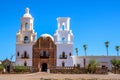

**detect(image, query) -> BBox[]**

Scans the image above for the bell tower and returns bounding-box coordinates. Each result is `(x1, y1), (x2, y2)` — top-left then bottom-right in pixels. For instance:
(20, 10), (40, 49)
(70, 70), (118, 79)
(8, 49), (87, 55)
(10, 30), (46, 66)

(54, 17), (74, 67)
(20, 8), (34, 32)
(15, 8), (37, 67)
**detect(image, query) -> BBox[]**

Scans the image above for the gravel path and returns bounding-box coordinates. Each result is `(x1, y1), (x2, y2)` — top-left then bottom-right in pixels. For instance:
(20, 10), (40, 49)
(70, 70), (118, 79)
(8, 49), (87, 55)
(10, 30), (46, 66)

(0, 72), (120, 80)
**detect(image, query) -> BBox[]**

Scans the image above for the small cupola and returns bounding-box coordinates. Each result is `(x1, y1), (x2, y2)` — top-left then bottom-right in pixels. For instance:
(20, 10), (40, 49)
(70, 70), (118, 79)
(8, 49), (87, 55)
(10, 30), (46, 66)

(22, 8), (32, 18)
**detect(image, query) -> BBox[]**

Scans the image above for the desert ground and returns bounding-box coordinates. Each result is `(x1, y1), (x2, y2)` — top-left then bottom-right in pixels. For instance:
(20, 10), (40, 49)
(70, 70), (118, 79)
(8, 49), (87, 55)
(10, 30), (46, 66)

(0, 72), (120, 80)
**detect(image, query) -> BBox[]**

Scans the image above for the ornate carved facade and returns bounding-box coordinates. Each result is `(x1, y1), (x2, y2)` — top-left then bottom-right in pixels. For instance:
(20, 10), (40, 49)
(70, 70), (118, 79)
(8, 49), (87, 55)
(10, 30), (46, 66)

(33, 34), (56, 71)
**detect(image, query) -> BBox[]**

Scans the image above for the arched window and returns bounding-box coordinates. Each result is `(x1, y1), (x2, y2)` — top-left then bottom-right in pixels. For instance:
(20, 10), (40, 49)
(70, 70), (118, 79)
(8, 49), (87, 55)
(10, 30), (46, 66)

(69, 52), (72, 56)
(17, 52), (19, 56)
(24, 51), (27, 58)
(25, 23), (29, 30)
(62, 37), (65, 43)
(77, 64), (80, 68)
(24, 61), (27, 66)
(62, 52), (65, 58)
(61, 23), (65, 30)
(62, 25), (64, 30)
(40, 51), (49, 58)
(24, 36), (29, 43)
(43, 51), (46, 57)
(62, 61), (65, 67)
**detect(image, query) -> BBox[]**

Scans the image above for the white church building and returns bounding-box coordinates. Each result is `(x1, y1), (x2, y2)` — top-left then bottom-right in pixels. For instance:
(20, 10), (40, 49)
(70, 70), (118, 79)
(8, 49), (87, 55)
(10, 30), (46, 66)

(15, 8), (120, 71)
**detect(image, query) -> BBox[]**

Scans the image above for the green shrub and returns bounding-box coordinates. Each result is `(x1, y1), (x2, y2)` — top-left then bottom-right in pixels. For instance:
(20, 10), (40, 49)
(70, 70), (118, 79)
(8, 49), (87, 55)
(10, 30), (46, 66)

(14, 66), (29, 73)
(0, 64), (4, 72)
(73, 67), (79, 74)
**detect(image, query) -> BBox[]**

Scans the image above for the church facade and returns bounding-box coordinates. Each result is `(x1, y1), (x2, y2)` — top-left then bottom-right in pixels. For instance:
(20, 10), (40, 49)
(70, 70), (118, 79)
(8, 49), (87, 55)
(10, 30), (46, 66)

(15, 8), (73, 71)
(32, 34), (56, 71)
(15, 8), (120, 71)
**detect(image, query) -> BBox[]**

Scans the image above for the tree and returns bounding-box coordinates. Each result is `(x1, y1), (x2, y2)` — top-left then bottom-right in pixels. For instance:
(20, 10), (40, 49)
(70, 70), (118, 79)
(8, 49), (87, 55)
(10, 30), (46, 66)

(115, 46), (119, 56)
(0, 64), (4, 72)
(116, 60), (120, 68)
(75, 48), (78, 56)
(111, 59), (120, 73)
(88, 59), (99, 73)
(105, 41), (109, 56)
(83, 44), (87, 56)
(111, 59), (116, 67)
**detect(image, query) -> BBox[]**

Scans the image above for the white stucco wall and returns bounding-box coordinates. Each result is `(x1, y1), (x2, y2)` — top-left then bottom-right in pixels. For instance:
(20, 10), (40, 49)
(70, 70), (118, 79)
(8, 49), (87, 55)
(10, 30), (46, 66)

(72, 56), (120, 70)
(56, 44), (73, 66)
(15, 59), (32, 66)
(16, 44), (33, 66)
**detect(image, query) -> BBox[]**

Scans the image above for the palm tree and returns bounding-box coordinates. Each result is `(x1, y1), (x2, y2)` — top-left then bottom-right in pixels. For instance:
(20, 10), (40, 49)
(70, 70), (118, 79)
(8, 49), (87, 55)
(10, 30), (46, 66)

(105, 41), (109, 56)
(75, 48), (78, 56)
(115, 46), (119, 56)
(83, 44), (87, 56)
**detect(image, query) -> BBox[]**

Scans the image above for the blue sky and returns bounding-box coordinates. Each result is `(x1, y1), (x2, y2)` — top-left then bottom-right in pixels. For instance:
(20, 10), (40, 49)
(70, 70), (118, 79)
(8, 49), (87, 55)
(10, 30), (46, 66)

(0, 0), (120, 61)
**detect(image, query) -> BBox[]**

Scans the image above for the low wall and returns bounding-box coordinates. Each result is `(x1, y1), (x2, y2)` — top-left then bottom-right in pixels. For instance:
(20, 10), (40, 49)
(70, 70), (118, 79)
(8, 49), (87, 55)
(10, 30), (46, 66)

(50, 67), (108, 74)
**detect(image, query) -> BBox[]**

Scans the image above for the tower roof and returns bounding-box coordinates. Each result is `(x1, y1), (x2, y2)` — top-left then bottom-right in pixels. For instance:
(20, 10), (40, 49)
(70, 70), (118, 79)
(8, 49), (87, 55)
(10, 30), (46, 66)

(22, 8), (32, 18)
(41, 33), (54, 41)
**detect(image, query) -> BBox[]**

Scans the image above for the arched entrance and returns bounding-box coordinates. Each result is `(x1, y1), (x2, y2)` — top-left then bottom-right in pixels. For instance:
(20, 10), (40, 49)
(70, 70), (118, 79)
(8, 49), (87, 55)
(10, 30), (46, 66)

(41, 63), (47, 72)
(6, 65), (10, 73)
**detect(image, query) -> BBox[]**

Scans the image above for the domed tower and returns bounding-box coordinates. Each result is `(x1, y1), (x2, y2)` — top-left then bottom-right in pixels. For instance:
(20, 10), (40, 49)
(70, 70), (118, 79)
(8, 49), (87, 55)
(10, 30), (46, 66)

(15, 8), (37, 67)
(54, 17), (74, 67)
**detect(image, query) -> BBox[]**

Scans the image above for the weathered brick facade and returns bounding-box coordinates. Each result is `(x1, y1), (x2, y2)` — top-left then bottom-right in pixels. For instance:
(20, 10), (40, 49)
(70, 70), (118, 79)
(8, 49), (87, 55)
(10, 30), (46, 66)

(33, 36), (56, 71)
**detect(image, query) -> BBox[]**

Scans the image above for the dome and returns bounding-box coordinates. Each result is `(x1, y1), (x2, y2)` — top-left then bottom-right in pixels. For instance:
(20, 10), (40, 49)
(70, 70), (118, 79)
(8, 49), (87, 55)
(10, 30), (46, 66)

(41, 33), (54, 41)
(22, 8), (32, 18)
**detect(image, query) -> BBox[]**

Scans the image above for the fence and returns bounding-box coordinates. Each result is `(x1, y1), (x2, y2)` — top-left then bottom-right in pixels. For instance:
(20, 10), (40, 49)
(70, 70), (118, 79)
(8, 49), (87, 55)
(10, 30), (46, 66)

(50, 66), (87, 74)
